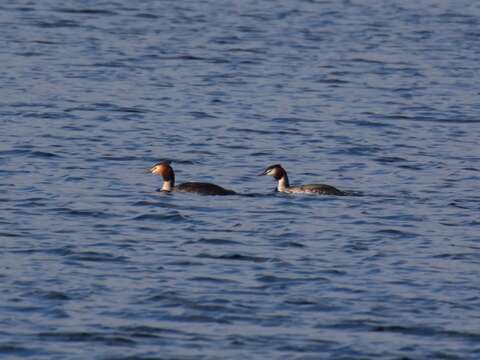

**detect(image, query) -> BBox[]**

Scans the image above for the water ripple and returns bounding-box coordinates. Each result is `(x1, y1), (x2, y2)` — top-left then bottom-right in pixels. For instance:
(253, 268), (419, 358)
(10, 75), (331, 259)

(1, 0), (479, 359)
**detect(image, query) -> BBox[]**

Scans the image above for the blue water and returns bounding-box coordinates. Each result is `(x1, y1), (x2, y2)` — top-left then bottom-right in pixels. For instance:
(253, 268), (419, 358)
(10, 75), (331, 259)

(1, 1), (480, 359)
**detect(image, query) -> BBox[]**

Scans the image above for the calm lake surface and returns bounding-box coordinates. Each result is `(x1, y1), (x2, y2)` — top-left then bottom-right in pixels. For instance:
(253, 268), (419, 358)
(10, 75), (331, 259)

(1, 1), (480, 359)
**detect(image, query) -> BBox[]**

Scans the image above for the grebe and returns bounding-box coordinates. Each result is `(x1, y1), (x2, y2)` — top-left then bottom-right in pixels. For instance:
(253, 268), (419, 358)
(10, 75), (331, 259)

(259, 164), (345, 195)
(147, 162), (236, 195)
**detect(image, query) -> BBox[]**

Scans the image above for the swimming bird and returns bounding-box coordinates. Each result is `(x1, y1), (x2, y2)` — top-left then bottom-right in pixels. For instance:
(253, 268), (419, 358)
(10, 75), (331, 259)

(147, 161), (236, 195)
(259, 164), (345, 195)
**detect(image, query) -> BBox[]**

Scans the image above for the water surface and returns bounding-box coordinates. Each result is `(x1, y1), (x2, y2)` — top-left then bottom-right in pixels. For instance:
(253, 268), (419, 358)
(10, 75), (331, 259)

(1, 1), (480, 359)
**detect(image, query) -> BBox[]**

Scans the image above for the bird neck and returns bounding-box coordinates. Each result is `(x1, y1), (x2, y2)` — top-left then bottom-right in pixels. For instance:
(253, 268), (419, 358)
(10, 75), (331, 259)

(162, 179), (174, 191)
(277, 174), (290, 192)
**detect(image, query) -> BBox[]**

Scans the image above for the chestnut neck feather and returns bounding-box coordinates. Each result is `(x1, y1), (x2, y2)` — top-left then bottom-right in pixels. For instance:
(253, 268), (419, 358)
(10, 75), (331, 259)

(161, 165), (175, 191)
(276, 168), (289, 191)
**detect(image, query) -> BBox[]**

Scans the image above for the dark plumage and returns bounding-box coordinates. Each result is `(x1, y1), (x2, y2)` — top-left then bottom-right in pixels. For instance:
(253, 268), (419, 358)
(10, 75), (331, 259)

(175, 182), (236, 195)
(259, 164), (345, 196)
(147, 162), (236, 196)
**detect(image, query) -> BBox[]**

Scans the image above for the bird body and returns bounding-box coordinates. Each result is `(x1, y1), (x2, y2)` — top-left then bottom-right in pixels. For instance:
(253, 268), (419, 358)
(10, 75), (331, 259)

(260, 164), (345, 196)
(148, 162), (236, 196)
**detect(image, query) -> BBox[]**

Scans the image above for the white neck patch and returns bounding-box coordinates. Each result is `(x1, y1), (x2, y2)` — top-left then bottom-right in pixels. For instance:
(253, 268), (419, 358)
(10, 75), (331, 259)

(162, 180), (173, 191)
(277, 176), (289, 192)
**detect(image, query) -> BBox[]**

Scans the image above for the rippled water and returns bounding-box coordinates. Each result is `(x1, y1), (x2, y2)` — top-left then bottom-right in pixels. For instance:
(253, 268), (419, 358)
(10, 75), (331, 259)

(1, 1), (480, 359)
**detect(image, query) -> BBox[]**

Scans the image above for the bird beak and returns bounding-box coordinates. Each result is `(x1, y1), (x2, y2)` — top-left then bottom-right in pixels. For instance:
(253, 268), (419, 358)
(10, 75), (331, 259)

(258, 170), (267, 176)
(145, 167), (154, 174)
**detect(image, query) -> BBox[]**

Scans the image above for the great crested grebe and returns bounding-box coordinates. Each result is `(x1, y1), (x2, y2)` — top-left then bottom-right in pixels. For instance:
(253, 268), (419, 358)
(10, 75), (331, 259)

(259, 164), (345, 195)
(147, 162), (236, 195)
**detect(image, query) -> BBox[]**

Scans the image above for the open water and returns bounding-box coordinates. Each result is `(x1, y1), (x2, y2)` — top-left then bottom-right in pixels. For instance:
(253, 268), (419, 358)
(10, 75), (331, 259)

(1, 1), (480, 359)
